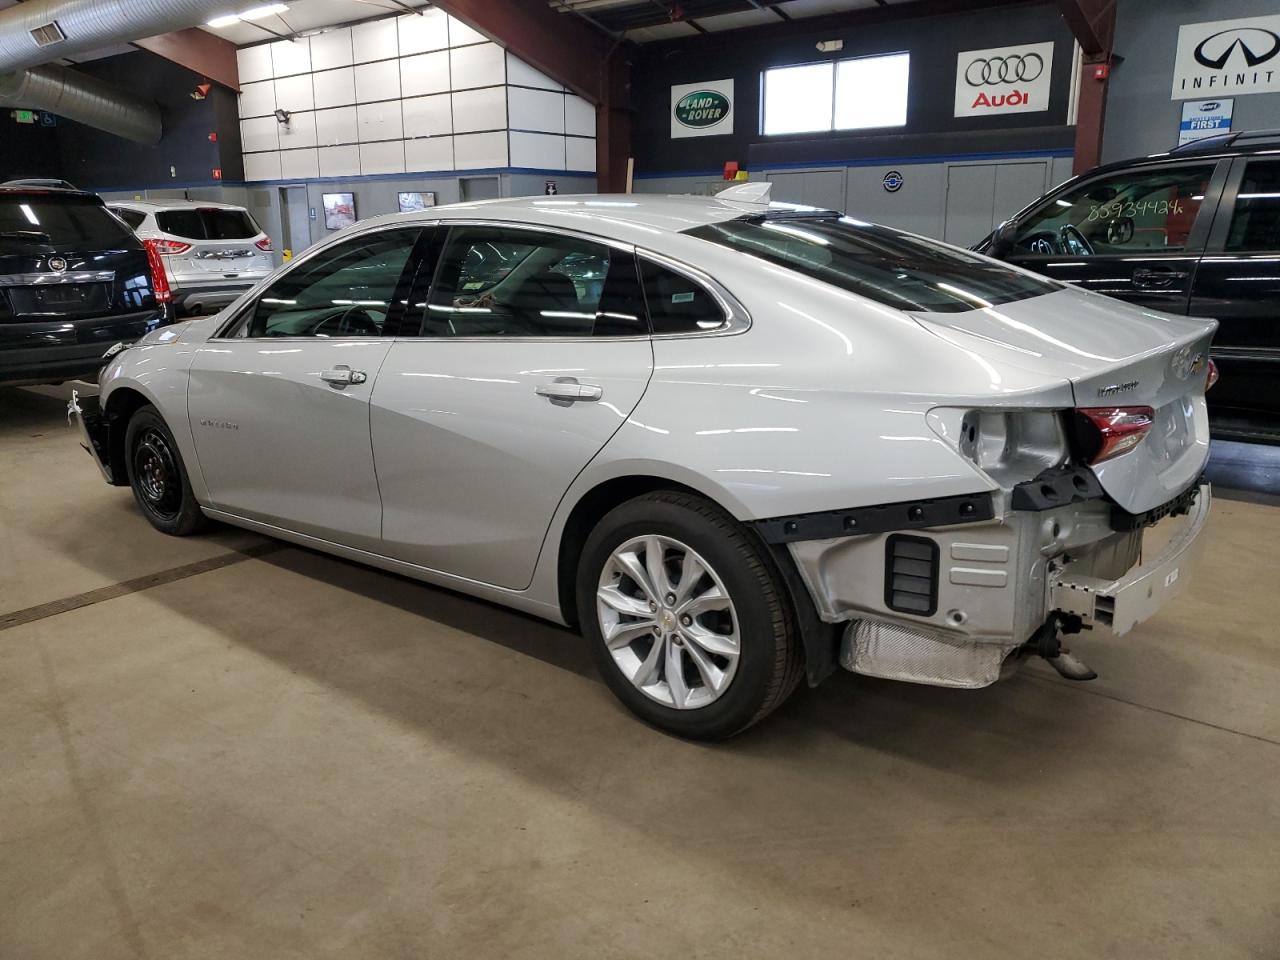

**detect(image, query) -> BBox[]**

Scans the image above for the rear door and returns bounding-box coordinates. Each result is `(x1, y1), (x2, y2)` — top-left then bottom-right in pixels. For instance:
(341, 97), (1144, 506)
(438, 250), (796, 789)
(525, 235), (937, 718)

(155, 207), (271, 285)
(187, 226), (424, 549)
(1189, 156), (1280, 438)
(1001, 160), (1227, 313)
(372, 223), (653, 590)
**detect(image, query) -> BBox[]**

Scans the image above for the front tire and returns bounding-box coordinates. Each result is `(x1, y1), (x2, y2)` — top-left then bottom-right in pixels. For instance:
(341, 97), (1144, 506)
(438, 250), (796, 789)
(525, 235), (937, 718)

(577, 491), (803, 739)
(124, 405), (208, 536)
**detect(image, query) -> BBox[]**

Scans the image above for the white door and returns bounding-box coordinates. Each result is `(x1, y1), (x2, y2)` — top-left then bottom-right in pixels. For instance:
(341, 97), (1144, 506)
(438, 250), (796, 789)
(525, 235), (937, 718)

(372, 224), (654, 590)
(187, 227), (423, 549)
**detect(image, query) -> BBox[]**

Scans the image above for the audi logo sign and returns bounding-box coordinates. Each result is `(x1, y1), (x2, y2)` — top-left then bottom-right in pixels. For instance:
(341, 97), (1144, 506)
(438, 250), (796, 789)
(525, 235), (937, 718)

(1172, 14), (1280, 100)
(954, 41), (1055, 118)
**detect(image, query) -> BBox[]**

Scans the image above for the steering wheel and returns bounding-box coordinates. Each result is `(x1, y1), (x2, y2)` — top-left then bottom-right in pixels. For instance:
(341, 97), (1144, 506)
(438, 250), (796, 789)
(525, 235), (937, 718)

(306, 305), (381, 337)
(1059, 224), (1094, 257)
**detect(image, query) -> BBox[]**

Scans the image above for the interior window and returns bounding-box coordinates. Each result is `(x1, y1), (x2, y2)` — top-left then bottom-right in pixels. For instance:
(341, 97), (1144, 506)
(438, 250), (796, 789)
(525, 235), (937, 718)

(1013, 165), (1215, 256)
(422, 227), (645, 337)
(1226, 161), (1280, 252)
(241, 228), (419, 338)
(639, 259), (728, 334)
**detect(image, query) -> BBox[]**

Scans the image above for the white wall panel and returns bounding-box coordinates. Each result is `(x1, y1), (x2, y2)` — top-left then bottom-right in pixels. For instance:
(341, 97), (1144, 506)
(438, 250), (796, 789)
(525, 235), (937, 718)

(506, 53), (562, 92)
(406, 136), (454, 172)
(450, 43), (504, 89)
(241, 115), (279, 153)
(565, 136), (596, 173)
(270, 38), (312, 78)
(360, 140), (406, 175)
(238, 80), (275, 119)
(398, 9), (449, 55)
(400, 50), (450, 98)
(402, 94), (452, 138)
(278, 111), (318, 149)
(357, 101), (404, 142)
(448, 16), (486, 47)
(454, 131), (507, 169)
(451, 87), (506, 133)
(355, 59), (401, 103)
(312, 67), (355, 109)
(509, 131), (565, 170)
(237, 45), (273, 84)
(273, 74), (315, 113)
(565, 95), (595, 137)
(309, 28), (353, 71)
(318, 145), (361, 177)
(244, 151), (282, 182)
(352, 18), (398, 64)
(507, 86), (563, 134)
(314, 106), (358, 146)
(280, 148), (320, 180)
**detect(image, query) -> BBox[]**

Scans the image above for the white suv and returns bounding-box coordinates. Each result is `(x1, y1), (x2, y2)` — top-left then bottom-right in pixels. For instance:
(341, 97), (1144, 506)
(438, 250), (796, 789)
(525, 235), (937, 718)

(109, 200), (274, 317)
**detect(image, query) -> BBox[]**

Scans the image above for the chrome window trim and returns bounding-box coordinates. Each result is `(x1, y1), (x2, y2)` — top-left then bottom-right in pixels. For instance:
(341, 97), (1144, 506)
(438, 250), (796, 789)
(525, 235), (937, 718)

(635, 248), (751, 339)
(0, 270), (116, 285)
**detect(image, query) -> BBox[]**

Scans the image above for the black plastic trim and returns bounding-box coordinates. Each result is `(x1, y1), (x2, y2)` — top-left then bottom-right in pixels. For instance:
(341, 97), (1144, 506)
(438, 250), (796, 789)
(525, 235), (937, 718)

(884, 534), (940, 618)
(753, 491), (995, 544)
(1010, 464), (1105, 511)
(1110, 479), (1203, 531)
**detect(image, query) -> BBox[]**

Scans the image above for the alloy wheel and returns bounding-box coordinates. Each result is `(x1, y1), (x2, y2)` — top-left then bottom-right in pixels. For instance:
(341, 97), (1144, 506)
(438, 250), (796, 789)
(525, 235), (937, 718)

(596, 535), (740, 710)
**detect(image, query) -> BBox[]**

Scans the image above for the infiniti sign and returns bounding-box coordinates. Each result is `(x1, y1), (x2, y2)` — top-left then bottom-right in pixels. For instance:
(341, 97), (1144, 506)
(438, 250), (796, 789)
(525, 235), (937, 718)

(1173, 14), (1280, 99)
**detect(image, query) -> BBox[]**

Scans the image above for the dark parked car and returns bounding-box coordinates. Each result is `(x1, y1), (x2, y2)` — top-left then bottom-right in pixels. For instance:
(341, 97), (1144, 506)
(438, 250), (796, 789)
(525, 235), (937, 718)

(0, 185), (166, 387)
(978, 130), (1280, 444)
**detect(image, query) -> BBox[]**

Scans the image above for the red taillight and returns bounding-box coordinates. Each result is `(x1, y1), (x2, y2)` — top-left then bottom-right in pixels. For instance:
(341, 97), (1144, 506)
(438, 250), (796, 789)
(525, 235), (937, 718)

(142, 238), (173, 304)
(1076, 406), (1154, 464)
(1206, 358), (1219, 391)
(147, 238), (192, 255)
(255, 236), (272, 251)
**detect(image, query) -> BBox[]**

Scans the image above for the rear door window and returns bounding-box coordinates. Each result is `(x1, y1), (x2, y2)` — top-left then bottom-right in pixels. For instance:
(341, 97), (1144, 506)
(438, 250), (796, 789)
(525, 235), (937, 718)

(0, 194), (136, 251)
(1225, 160), (1280, 252)
(156, 208), (260, 240)
(1013, 165), (1216, 256)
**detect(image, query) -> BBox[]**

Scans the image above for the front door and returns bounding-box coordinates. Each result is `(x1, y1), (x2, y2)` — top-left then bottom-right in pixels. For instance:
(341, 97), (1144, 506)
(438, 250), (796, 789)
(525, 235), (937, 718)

(187, 226), (423, 549)
(372, 224), (654, 590)
(1003, 160), (1225, 313)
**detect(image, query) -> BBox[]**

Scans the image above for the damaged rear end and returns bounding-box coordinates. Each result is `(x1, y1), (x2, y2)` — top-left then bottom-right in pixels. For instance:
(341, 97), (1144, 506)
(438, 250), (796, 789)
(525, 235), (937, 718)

(786, 289), (1217, 688)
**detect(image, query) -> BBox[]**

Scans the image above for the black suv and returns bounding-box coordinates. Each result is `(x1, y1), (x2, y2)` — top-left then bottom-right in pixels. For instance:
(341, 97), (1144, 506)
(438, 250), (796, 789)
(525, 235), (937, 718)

(0, 185), (165, 387)
(978, 130), (1280, 444)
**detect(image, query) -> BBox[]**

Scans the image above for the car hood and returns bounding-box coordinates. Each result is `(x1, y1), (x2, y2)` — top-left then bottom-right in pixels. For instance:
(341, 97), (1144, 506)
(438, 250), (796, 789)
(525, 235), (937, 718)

(137, 312), (223, 346)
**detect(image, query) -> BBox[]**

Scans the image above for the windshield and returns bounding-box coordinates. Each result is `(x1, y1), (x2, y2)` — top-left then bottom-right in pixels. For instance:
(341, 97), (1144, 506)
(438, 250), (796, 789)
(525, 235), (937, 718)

(685, 216), (1060, 313)
(156, 208), (260, 240)
(0, 193), (137, 252)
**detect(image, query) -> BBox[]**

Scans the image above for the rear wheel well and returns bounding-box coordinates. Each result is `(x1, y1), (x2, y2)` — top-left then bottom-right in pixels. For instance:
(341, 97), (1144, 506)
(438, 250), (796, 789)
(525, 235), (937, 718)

(102, 388), (151, 485)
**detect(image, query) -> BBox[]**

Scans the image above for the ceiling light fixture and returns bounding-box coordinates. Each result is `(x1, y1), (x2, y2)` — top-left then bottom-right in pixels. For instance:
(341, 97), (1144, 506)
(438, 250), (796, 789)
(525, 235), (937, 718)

(206, 3), (288, 28)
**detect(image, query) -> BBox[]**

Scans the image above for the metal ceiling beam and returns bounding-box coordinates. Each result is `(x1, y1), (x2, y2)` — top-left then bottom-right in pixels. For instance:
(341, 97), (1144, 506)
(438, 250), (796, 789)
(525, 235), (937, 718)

(429, 0), (633, 192)
(1054, 0), (1114, 57)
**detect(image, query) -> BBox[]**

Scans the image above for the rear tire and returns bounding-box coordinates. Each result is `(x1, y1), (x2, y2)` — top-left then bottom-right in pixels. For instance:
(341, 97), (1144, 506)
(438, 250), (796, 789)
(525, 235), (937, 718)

(577, 490), (803, 740)
(124, 405), (208, 536)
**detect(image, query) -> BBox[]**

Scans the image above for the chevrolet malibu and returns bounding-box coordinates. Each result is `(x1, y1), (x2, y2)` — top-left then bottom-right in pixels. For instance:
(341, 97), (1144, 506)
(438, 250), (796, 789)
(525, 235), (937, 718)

(71, 185), (1216, 739)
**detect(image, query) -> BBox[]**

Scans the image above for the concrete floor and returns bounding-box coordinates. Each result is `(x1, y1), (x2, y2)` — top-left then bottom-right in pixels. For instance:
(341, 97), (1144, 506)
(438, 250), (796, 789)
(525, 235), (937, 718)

(2, 382), (1278, 960)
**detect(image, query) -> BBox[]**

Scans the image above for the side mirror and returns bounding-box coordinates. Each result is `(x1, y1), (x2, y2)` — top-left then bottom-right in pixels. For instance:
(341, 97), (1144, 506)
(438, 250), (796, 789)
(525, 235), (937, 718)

(988, 219), (1019, 258)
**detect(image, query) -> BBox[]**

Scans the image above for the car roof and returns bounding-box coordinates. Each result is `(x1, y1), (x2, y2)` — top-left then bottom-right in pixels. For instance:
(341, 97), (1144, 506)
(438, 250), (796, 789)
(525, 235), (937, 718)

(1083, 129), (1280, 180)
(109, 199), (248, 212)
(360, 193), (826, 246)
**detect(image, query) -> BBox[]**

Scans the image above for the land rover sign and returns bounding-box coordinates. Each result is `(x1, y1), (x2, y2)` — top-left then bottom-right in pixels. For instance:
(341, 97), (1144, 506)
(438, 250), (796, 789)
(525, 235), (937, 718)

(671, 79), (734, 138)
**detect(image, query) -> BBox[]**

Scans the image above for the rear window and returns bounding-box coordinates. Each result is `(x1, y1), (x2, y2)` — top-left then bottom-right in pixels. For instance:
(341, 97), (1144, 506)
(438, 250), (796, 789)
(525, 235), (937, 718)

(156, 208), (260, 240)
(0, 193), (137, 251)
(685, 216), (1060, 313)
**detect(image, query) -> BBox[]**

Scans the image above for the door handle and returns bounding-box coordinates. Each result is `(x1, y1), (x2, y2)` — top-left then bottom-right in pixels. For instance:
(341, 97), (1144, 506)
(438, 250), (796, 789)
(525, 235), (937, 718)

(319, 365), (367, 387)
(1132, 266), (1189, 289)
(535, 378), (602, 405)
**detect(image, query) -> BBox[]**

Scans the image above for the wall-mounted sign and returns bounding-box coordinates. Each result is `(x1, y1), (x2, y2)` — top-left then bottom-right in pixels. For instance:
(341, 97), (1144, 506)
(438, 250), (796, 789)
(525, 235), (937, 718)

(544, 180), (558, 195)
(1172, 14), (1280, 99)
(398, 191), (436, 212)
(1178, 98), (1234, 145)
(12, 109), (34, 124)
(882, 170), (904, 193)
(671, 79), (734, 139)
(954, 41), (1055, 117)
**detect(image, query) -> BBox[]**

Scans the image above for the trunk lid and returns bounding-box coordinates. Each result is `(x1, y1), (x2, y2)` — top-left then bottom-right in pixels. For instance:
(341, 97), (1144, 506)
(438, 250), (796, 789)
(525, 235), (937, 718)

(153, 207), (271, 284)
(912, 287), (1217, 513)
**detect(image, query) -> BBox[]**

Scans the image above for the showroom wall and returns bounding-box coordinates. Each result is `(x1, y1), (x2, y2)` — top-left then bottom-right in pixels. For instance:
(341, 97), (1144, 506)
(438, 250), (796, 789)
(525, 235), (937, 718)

(628, 0), (1078, 243)
(234, 9), (597, 183)
(1103, 0), (1280, 163)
